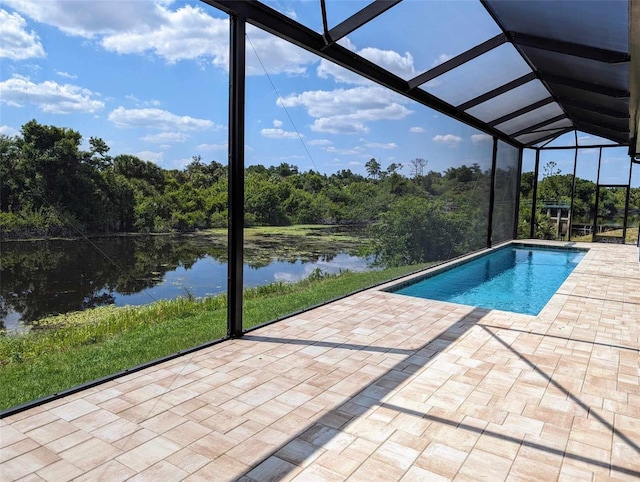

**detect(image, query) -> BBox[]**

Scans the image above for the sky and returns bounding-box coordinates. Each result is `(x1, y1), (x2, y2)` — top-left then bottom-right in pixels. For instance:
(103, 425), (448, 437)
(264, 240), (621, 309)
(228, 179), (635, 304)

(0, 0), (632, 179)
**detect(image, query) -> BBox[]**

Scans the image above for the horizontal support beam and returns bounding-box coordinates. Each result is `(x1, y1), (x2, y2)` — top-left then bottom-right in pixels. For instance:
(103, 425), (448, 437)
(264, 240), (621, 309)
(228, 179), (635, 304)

(488, 97), (554, 126)
(542, 73), (630, 98)
(509, 31), (630, 64)
(573, 123), (629, 144)
(408, 34), (506, 89)
(457, 72), (537, 111)
(510, 114), (568, 138)
(520, 127), (573, 146)
(573, 116), (630, 134)
(327, 0), (401, 44)
(558, 96), (630, 119)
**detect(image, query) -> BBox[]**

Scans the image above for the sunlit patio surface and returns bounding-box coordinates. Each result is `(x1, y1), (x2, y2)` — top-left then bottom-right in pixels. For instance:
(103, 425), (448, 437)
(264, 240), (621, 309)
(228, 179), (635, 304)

(1, 241), (638, 481)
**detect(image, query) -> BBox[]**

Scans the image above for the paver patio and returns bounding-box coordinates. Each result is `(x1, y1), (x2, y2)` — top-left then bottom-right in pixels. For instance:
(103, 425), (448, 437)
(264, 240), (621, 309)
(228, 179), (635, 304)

(1, 241), (639, 481)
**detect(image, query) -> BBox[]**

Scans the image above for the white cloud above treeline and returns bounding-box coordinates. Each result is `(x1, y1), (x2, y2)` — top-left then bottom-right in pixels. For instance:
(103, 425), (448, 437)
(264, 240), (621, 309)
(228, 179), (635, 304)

(108, 107), (217, 131)
(0, 75), (104, 113)
(280, 86), (412, 135)
(433, 134), (462, 147)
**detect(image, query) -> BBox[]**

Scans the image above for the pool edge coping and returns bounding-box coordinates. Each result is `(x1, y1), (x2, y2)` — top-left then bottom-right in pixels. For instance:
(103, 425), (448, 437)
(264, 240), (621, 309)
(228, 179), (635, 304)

(374, 240), (591, 299)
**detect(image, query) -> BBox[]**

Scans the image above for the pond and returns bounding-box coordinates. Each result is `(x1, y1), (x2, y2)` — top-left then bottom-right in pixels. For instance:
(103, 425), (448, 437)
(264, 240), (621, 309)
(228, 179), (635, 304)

(0, 229), (372, 331)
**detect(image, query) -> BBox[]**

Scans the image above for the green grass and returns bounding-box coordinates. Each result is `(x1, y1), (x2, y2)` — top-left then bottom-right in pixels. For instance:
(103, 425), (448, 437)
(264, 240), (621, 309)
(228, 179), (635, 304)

(571, 228), (639, 244)
(0, 263), (425, 411)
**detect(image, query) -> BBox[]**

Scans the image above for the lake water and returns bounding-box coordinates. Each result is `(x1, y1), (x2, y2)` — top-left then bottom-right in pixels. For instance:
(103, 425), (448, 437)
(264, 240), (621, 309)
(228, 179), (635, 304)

(1, 232), (370, 331)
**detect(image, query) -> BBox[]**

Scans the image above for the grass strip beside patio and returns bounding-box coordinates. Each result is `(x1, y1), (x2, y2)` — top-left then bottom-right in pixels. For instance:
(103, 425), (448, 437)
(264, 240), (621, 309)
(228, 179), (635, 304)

(0, 264), (424, 411)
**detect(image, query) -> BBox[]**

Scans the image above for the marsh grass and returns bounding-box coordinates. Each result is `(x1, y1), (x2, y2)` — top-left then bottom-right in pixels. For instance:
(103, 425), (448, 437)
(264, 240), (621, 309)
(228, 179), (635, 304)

(0, 263), (425, 410)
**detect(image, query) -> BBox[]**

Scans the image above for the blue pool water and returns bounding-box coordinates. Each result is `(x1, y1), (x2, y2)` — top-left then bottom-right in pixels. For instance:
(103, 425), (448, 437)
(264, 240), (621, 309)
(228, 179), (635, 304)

(391, 246), (586, 315)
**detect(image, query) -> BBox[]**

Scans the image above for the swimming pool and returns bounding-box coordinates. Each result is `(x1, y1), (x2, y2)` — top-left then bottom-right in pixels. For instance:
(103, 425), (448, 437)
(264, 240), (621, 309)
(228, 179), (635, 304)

(389, 245), (586, 315)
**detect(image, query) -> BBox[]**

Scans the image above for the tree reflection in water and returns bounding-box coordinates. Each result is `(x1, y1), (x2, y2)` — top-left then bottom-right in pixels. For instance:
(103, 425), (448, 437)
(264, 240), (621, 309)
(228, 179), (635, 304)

(1, 231), (364, 329)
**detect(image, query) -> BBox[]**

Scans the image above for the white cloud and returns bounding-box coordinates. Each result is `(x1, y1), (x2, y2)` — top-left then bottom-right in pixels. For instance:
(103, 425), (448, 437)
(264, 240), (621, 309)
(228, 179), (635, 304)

(471, 133), (492, 143)
(1, 0), (170, 37)
(0, 9), (45, 60)
(0, 75), (104, 113)
(260, 128), (299, 139)
(133, 150), (163, 162)
(410, 126), (425, 133)
(108, 106), (216, 131)
(308, 139), (333, 146)
(4, 1), (316, 74)
(140, 132), (189, 143)
(0, 125), (20, 136)
(431, 53), (453, 68)
(101, 4), (228, 65)
(318, 42), (416, 84)
(280, 86), (412, 134)
(245, 27), (316, 75)
(326, 145), (366, 156)
(433, 134), (462, 147)
(317, 61), (373, 86)
(126, 94), (161, 107)
(359, 47), (416, 78)
(272, 119), (283, 127)
(197, 142), (227, 151)
(364, 142), (398, 149)
(56, 71), (77, 79)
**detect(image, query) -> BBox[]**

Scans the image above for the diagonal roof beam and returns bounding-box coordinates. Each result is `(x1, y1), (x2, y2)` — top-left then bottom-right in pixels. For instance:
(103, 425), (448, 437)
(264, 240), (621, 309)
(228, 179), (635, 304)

(326, 0), (402, 44)
(408, 34), (507, 89)
(573, 116), (630, 134)
(542, 73), (630, 98)
(560, 97), (630, 119)
(519, 127), (573, 146)
(509, 114), (568, 138)
(574, 123), (629, 144)
(457, 72), (536, 111)
(202, 0), (520, 146)
(509, 32), (630, 64)
(487, 97), (554, 127)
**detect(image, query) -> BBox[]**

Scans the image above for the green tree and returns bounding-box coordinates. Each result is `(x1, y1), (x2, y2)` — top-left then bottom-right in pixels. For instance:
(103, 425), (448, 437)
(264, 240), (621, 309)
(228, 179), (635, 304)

(369, 196), (464, 266)
(365, 158), (381, 179)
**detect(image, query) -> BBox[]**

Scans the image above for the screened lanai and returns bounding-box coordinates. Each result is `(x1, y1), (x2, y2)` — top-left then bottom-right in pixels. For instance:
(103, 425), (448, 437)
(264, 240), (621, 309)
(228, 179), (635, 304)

(2, 1), (640, 480)
(203, 0), (639, 334)
(1, 0), (638, 412)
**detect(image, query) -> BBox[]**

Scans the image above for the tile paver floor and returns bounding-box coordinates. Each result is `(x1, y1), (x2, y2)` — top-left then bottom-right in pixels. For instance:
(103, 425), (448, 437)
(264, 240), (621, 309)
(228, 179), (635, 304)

(1, 241), (639, 481)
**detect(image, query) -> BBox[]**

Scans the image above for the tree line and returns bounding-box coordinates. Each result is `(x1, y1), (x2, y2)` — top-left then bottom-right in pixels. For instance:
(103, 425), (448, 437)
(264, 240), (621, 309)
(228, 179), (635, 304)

(518, 161), (640, 239)
(2, 121), (514, 265)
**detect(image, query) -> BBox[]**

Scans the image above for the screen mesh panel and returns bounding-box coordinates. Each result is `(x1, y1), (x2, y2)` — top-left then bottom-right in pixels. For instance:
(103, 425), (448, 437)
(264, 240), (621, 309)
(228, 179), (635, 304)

(424, 44), (532, 106)
(466, 80), (551, 123)
(494, 103), (566, 135)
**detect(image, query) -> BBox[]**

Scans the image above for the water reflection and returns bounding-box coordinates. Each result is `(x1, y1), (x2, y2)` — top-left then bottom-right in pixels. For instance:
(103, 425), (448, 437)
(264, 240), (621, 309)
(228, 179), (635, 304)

(1, 233), (368, 330)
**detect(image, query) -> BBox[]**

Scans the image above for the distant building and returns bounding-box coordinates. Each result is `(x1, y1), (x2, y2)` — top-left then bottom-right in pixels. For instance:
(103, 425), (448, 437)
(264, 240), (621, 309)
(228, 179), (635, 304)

(540, 201), (571, 239)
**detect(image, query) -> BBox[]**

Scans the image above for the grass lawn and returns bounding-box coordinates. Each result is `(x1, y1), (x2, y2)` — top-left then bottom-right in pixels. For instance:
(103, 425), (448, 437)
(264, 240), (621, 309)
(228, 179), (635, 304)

(0, 264), (425, 411)
(570, 227), (639, 244)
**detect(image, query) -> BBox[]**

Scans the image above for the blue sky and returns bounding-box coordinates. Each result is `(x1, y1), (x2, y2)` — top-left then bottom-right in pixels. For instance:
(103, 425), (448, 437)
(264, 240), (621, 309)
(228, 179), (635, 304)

(0, 0), (629, 179)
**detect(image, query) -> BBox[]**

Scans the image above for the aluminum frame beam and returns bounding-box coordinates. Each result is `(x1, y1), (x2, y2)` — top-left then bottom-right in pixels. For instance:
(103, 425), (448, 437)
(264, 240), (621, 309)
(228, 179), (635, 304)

(487, 97), (555, 127)
(408, 34), (507, 89)
(521, 127), (573, 147)
(227, 15), (246, 338)
(457, 73), (537, 111)
(326, 0), (401, 44)
(201, 0), (519, 146)
(509, 31), (630, 64)
(558, 97), (630, 119)
(543, 73), (630, 98)
(510, 114), (568, 138)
